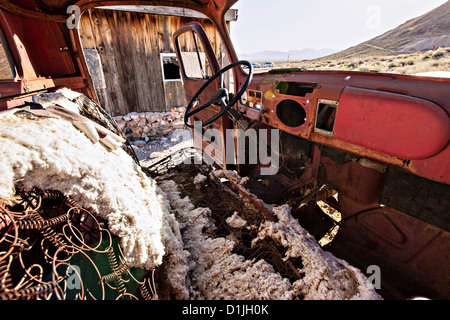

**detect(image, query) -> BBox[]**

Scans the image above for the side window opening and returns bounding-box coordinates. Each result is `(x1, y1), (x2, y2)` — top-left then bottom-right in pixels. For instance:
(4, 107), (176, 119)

(161, 53), (181, 81)
(176, 30), (212, 80)
(0, 30), (15, 80)
(315, 99), (338, 135)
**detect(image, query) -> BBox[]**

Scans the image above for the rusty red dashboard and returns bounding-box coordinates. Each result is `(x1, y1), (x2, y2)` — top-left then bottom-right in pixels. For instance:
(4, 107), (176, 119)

(241, 70), (450, 185)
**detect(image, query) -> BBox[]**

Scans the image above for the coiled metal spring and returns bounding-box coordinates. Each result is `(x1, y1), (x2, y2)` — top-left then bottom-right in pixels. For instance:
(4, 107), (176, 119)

(102, 246), (127, 294)
(139, 272), (158, 300)
(0, 282), (55, 300)
(1, 187), (146, 300)
(0, 258), (13, 293)
(16, 212), (69, 230)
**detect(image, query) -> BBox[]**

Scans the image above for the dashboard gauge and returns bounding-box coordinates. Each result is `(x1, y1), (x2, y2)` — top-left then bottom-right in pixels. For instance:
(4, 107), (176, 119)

(240, 89), (263, 110)
(240, 91), (248, 105)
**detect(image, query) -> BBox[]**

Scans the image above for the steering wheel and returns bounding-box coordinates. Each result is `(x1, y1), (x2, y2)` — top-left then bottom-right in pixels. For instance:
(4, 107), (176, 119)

(184, 60), (253, 128)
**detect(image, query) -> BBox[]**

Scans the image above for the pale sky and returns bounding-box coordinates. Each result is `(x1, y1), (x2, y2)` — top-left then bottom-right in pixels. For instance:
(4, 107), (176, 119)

(230, 0), (448, 54)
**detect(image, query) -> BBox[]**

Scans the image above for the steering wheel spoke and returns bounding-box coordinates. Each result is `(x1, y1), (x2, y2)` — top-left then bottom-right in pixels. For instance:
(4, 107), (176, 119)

(186, 100), (213, 118)
(184, 60), (253, 128)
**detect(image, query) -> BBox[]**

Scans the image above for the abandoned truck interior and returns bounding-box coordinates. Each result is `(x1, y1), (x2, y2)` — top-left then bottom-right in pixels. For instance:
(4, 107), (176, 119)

(0, 0), (449, 301)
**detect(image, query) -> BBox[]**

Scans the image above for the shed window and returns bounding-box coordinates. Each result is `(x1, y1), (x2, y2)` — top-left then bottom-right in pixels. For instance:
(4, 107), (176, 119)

(161, 53), (181, 81)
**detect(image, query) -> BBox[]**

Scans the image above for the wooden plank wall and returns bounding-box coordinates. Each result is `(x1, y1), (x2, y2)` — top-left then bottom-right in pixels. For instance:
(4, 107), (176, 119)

(79, 8), (229, 115)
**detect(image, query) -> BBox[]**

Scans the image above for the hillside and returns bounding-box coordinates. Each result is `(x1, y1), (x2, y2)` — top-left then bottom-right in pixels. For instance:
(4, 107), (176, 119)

(275, 47), (450, 77)
(319, 1), (450, 61)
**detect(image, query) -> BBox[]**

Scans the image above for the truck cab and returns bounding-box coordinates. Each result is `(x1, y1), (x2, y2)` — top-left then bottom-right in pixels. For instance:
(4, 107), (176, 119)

(0, 0), (449, 300)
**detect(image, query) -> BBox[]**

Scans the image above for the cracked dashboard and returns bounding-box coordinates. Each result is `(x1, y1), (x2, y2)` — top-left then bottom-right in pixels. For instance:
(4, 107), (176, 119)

(237, 80), (317, 139)
(233, 70), (450, 185)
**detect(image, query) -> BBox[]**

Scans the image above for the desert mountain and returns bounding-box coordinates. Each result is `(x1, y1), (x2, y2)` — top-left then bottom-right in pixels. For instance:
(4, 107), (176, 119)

(321, 1), (450, 60)
(238, 48), (341, 63)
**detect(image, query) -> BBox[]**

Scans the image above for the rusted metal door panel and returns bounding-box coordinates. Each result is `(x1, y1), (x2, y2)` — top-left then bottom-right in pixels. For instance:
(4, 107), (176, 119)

(327, 206), (450, 300)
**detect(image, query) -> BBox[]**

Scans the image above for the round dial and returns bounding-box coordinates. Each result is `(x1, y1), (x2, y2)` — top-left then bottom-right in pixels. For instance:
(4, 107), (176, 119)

(240, 91), (248, 106)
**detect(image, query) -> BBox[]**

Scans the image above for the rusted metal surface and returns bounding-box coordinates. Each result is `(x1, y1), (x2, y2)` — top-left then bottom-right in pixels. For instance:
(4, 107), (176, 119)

(0, 188), (156, 300)
(316, 152), (450, 299)
(334, 87), (450, 160)
(327, 206), (450, 300)
(247, 71), (450, 184)
(0, 76), (85, 109)
(0, 7), (88, 102)
(0, 1), (66, 22)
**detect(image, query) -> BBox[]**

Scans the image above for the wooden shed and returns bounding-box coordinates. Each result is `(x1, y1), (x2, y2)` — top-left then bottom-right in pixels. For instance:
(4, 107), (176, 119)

(79, 6), (237, 116)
